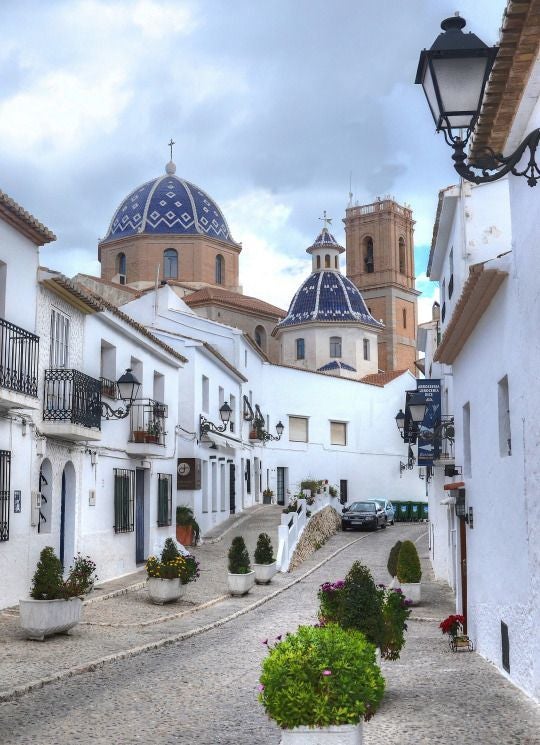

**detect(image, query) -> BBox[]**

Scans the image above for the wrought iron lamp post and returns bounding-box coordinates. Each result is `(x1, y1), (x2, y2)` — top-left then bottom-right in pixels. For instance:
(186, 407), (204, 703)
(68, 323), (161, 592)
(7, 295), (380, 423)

(199, 402), (233, 439)
(101, 368), (141, 420)
(257, 420), (285, 442)
(416, 15), (540, 186)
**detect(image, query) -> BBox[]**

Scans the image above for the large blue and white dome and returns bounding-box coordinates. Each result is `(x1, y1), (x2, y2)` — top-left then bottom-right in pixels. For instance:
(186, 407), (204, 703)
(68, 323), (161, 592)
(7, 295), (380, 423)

(277, 270), (383, 329)
(101, 162), (238, 246)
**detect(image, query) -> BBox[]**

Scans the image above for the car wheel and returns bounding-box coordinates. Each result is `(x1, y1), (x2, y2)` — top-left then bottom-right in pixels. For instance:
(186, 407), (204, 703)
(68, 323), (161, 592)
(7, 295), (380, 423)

(341, 522), (348, 531)
(380, 519), (387, 529)
(391, 519), (395, 526)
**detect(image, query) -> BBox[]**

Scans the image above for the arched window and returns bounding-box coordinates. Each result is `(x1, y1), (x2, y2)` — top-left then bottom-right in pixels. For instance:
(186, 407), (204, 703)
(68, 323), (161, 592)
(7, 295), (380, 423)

(363, 237), (374, 273)
(330, 336), (342, 358)
(254, 325), (267, 351)
(402, 308), (407, 328)
(296, 338), (305, 360)
(316, 256), (321, 269)
(399, 238), (406, 274)
(116, 252), (126, 277)
(215, 254), (224, 285)
(163, 248), (178, 279)
(325, 254), (331, 268)
(334, 256), (338, 269)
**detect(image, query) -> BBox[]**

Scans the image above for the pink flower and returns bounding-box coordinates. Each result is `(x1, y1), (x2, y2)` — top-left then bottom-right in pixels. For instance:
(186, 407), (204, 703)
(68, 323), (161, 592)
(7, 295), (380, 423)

(262, 639), (268, 646)
(257, 684), (265, 692)
(322, 669), (332, 676)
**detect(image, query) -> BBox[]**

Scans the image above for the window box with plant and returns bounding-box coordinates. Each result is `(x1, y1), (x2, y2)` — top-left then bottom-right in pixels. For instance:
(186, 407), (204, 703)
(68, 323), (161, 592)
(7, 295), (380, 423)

(19, 547), (97, 641)
(145, 537), (200, 605)
(259, 623), (385, 743)
(396, 540), (422, 604)
(176, 505), (200, 547)
(227, 536), (254, 595)
(253, 532), (277, 584)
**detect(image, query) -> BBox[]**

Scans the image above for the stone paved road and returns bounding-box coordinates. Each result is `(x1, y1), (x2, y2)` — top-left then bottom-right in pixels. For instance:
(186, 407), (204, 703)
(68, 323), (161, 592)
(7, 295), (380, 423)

(2, 521), (540, 744)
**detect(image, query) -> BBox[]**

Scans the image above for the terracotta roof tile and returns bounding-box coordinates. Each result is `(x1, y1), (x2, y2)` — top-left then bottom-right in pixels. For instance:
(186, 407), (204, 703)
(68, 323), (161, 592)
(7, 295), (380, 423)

(359, 370), (409, 387)
(0, 189), (56, 245)
(183, 286), (286, 318)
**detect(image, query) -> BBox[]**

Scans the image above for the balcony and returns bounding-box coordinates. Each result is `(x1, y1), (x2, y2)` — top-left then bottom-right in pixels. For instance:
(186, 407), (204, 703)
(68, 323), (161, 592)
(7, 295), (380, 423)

(42, 369), (102, 441)
(0, 317), (40, 410)
(126, 399), (168, 457)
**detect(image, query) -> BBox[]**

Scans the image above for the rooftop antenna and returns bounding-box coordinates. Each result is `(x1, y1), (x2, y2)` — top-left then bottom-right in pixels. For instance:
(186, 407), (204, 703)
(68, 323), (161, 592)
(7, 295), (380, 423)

(154, 263), (160, 320)
(348, 171), (354, 207)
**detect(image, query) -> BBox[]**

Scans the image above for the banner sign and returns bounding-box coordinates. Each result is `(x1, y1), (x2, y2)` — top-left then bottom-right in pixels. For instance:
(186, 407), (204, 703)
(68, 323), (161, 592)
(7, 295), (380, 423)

(417, 379), (441, 466)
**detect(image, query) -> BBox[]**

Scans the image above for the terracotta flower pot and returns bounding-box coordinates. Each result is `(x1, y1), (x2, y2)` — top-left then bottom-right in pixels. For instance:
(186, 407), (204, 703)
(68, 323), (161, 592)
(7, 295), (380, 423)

(176, 524), (194, 547)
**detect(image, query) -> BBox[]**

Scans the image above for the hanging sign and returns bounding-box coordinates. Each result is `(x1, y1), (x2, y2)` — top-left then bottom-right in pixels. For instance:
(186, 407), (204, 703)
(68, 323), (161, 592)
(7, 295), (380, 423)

(417, 379), (441, 466)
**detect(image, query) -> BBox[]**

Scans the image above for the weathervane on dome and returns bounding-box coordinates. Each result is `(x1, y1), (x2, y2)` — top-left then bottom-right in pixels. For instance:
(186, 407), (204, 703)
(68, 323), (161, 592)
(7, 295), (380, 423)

(319, 210), (332, 230)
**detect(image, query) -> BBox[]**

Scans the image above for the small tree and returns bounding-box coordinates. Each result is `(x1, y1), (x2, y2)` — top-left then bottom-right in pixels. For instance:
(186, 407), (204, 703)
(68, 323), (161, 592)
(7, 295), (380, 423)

(228, 536), (251, 574)
(254, 533), (274, 565)
(161, 537), (180, 563)
(387, 540), (402, 579)
(340, 561), (385, 649)
(30, 547), (65, 600)
(397, 540), (422, 583)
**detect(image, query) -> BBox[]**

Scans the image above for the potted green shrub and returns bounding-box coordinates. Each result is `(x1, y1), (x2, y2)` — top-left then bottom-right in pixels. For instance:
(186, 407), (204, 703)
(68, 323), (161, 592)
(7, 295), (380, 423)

(253, 532), (277, 584)
(227, 536), (254, 595)
(387, 540), (402, 588)
(176, 505), (200, 547)
(146, 537), (199, 604)
(396, 540), (422, 604)
(19, 547), (97, 641)
(259, 623), (385, 743)
(262, 488), (274, 505)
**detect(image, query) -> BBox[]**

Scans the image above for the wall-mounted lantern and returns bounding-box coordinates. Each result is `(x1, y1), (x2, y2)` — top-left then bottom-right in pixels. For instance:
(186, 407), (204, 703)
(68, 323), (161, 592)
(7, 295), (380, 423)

(200, 402), (232, 439)
(101, 368), (141, 420)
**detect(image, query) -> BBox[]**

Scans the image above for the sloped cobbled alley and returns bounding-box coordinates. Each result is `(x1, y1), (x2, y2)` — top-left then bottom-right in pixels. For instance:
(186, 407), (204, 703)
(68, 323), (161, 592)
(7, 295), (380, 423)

(2, 512), (539, 744)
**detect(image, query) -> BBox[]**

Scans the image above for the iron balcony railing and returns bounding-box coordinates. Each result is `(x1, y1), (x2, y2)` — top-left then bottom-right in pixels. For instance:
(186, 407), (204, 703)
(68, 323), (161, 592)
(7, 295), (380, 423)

(43, 369), (102, 429)
(129, 398), (167, 446)
(0, 317), (39, 397)
(100, 376), (118, 399)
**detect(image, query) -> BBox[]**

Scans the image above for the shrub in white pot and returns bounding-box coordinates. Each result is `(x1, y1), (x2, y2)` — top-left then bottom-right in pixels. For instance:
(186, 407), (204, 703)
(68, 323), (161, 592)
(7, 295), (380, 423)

(396, 540), (422, 604)
(386, 540), (402, 589)
(146, 537), (200, 605)
(227, 536), (255, 595)
(259, 623), (385, 744)
(254, 532), (277, 584)
(19, 547), (97, 641)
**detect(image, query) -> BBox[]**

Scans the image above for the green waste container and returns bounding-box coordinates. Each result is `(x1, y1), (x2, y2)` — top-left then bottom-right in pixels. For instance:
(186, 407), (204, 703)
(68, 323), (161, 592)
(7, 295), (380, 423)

(421, 503), (429, 520)
(409, 502), (421, 522)
(396, 502), (410, 522)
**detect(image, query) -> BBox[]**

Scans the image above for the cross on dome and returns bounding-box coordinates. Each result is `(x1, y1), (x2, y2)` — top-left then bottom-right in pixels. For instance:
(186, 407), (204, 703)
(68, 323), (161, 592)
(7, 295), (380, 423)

(319, 210), (332, 230)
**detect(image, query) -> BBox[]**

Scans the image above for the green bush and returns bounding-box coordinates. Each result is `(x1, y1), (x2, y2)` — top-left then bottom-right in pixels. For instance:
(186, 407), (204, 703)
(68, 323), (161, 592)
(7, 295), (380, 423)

(228, 536), (251, 574)
(387, 540), (402, 579)
(30, 547), (65, 600)
(254, 533), (274, 564)
(161, 537), (180, 563)
(259, 624), (385, 728)
(380, 588), (412, 660)
(176, 505), (200, 542)
(30, 547), (97, 600)
(340, 561), (385, 649)
(300, 478), (323, 494)
(397, 540), (422, 583)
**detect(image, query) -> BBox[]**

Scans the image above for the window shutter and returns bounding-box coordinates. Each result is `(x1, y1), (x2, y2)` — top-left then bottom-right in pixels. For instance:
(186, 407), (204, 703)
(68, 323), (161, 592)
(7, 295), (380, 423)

(289, 416), (308, 442)
(330, 421), (347, 445)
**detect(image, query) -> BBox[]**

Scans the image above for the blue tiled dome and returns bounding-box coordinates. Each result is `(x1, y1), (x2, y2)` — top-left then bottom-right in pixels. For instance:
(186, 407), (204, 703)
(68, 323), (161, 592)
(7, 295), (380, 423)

(318, 360), (357, 372)
(277, 271), (383, 329)
(101, 163), (237, 245)
(306, 228), (345, 254)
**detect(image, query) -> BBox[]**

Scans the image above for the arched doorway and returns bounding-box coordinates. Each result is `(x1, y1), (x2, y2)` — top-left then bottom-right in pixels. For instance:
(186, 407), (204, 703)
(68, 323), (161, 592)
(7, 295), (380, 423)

(60, 461), (76, 569)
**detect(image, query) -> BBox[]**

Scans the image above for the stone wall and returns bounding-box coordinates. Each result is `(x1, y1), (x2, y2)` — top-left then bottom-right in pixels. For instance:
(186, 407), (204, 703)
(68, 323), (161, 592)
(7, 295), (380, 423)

(288, 506), (341, 571)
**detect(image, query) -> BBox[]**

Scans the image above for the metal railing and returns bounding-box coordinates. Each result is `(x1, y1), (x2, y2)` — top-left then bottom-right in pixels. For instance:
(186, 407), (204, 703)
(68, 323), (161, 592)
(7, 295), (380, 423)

(129, 398), (168, 446)
(100, 376), (118, 399)
(0, 317), (39, 397)
(43, 369), (101, 429)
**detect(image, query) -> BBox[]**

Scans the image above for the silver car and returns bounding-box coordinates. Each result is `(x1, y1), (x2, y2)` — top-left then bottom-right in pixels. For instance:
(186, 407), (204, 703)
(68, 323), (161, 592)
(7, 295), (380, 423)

(367, 499), (395, 525)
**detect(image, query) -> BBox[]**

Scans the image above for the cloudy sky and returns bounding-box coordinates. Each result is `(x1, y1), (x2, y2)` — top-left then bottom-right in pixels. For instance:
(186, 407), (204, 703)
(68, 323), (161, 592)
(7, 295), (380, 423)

(1, 0), (507, 320)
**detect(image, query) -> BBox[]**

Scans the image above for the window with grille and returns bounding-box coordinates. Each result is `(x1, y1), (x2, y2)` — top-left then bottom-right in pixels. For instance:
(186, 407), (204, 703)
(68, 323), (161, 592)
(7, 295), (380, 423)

(329, 336), (342, 358)
(296, 338), (305, 360)
(50, 309), (70, 368)
(157, 474), (172, 527)
(289, 415), (308, 442)
(113, 468), (134, 533)
(0, 450), (11, 541)
(330, 421), (347, 446)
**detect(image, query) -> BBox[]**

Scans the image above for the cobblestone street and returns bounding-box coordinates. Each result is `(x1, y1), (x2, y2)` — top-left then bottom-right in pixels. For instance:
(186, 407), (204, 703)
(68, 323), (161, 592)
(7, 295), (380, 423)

(2, 509), (539, 744)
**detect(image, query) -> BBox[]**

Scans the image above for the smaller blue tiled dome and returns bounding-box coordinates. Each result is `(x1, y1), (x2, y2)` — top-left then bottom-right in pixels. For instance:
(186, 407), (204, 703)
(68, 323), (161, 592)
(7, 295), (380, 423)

(101, 162), (238, 246)
(318, 360), (357, 372)
(277, 271), (383, 329)
(306, 227), (345, 254)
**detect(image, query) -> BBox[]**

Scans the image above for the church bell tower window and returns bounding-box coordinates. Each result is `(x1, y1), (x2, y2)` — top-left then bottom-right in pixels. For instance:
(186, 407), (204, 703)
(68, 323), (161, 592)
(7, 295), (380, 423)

(325, 254), (331, 268)
(215, 254), (224, 285)
(364, 238), (374, 273)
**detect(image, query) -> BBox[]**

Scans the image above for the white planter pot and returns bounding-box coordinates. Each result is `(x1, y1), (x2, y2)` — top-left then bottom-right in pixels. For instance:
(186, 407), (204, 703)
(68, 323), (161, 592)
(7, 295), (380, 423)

(254, 562), (277, 584)
(400, 582), (421, 604)
(280, 723), (362, 744)
(19, 597), (83, 641)
(147, 577), (186, 605)
(375, 647), (381, 665)
(388, 576), (400, 590)
(228, 571), (255, 596)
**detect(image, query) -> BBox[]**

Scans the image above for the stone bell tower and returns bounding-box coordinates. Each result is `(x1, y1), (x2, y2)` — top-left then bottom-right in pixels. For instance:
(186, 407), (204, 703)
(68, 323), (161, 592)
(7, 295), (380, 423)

(344, 198), (419, 374)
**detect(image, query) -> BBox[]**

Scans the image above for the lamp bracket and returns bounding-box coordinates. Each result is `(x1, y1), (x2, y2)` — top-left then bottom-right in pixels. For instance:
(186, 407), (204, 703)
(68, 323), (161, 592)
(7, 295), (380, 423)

(450, 128), (540, 187)
(101, 401), (132, 420)
(199, 415), (228, 438)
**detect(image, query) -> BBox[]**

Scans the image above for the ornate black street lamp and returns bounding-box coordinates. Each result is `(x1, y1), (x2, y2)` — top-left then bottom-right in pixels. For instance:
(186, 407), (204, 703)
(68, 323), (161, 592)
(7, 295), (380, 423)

(101, 368), (141, 420)
(258, 420), (285, 442)
(400, 446), (416, 475)
(416, 16), (540, 186)
(200, 402), (232, 438)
